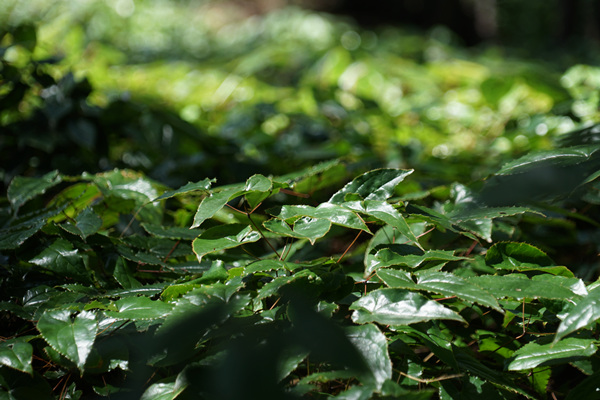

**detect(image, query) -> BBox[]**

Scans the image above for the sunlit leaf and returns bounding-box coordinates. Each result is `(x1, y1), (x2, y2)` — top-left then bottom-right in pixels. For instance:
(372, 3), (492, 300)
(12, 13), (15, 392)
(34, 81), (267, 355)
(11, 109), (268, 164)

(329, 168), (413, 204)
(350, 288), (465, 325)
(191, 186), (243, 228)
(555, 286), (600, 343)
(378, 270), (502, 312)
(508, 338), (598, 371)
(272, 203), (370, 232)
(105, 296), (173, 320)
(0, 337), (34, 374)
(192, 224), (260, 262)
(469, 274), (583, 301)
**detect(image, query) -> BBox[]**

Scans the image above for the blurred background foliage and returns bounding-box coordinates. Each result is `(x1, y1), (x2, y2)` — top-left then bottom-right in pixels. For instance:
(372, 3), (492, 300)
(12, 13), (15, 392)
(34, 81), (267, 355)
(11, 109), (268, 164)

(1, 0), (600, 190)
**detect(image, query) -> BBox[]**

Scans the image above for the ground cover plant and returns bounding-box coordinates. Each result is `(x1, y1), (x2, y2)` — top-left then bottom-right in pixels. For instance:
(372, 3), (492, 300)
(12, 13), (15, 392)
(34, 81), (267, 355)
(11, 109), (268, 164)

(2, 3), (600, 399)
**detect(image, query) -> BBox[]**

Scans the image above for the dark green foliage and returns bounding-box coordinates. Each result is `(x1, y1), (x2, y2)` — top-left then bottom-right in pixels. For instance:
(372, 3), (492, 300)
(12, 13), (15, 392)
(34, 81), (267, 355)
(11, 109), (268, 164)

(2, 6), (600, 400)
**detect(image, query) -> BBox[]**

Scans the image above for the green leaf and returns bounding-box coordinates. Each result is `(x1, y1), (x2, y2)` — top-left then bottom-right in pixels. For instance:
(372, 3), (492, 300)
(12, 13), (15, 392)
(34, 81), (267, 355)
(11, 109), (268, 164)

(376, 269), (414, 287)
(105, 296), (174, 320)
(469, 274), (583, 301)
(496, 145), (600, 176)
(346, 200), (421, 249)
(0, 337), (34, 374)
(191, 186), (243, 228)
(112, 257), (142, 289)
(141, 223), (203, 240)
(140, 382), (181, 400)
(507, 338), (598, 371)
(8, 170), (62, 209)
(486, 242), (554, 269)
(0, 218), (45, 250)
(378, 270), (502, 312)
(245, 174), (272, 192)
(416, 271), (501, 312)
(368, 247), (466, 275)
(345, 324), (391, 390)
(192, 224), (260, 262)
(350, 288), (466, 325)
(153, 178), (215, 201)
(37, 310), (97, 372)
(555, 286), (600, 343)
(329, 168), (413, 204)
(61, 208), (102, 239)
(263, 217), (331, 244)
(29, 238), (91, 284)
(272, 203), (370, 232)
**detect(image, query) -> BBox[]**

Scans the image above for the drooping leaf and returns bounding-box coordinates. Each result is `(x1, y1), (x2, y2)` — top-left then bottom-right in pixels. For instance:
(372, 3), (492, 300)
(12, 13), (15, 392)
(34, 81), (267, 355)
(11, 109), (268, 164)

(191, 186), (243, 228)
(345, 324), (392, 390)
(8, 170), (62, 209)
(329, 168), (413, 204)
(344, 200), (421, 249)
(507, 338), (598, 371)
(36, 310), (97, 372)
(0, 337), (34, 374)
(192, 224), (260, 262)
(350, 288), (466, 325)
(555, 286), (600, 343)
(153, 178), (215, 201)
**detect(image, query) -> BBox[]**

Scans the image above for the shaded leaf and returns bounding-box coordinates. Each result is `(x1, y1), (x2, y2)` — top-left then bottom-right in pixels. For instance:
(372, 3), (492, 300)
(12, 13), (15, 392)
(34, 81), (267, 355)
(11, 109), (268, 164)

(350, 288), (465, 325)
(0, 218), (45, 250)
(153, 178), (214, 201)
(29, 238), (91, 284)
(37, 310), (97, 372)
(61, 208), (102, 239)
(508, 338), (598, 371)
(141, 223), (203, 240)
(345, 324), (391, 390)
(8, 170), (62, 209)
(140, 382), (180, 400)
